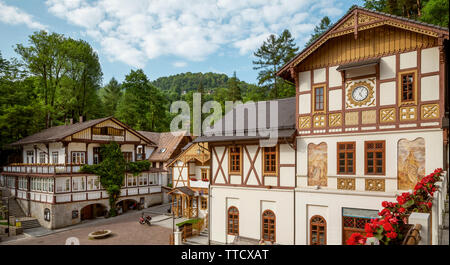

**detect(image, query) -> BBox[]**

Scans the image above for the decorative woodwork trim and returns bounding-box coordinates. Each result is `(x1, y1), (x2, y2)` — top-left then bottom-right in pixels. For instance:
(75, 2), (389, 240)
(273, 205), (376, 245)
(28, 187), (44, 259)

(346, 80), (375, 107)
(380, 108), (396, 123)
(421, 104), (439, 120)
(365, 178), (385, 191)
(299, 116), (311, 129)
(337, 178), (356, 190)
(329, 113), (342, 127)
(399, 106), (417, 121)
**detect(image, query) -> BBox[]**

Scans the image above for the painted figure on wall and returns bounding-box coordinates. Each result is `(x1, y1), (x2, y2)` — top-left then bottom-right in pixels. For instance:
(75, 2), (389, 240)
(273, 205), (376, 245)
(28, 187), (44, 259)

(398, 138), (425, 190)
(308, 143), (327, 186)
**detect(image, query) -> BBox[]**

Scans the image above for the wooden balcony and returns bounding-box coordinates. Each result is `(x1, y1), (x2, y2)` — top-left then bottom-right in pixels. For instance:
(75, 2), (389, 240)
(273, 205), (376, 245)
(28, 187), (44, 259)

(2, 164), (83, 174)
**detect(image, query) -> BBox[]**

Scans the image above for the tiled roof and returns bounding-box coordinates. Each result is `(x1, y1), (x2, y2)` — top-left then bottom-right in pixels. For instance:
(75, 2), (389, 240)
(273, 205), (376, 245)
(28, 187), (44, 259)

(138, 131), (189, 162)
(10, 117), (157, 146)
(194, 97), (296, 142)
(11, 117), (112, 146)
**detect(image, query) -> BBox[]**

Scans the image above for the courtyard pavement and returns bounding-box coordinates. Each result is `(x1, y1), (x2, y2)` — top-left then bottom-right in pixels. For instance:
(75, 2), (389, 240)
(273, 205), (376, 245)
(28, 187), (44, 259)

(0, 203), (181, 245)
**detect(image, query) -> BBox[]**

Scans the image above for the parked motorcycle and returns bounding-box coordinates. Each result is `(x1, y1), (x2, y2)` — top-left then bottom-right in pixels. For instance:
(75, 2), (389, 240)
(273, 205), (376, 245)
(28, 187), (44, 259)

(139, 214), (152, 226)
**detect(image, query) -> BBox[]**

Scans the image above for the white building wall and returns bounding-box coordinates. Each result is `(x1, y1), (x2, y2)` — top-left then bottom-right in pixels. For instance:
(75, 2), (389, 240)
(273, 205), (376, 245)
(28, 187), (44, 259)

(211, 186), (294, 245)
(295, 190), (395, 245)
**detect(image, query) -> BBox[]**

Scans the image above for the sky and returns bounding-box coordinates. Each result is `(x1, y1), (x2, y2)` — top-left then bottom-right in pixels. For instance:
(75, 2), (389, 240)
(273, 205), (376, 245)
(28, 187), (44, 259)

(0, 0), (364, 85)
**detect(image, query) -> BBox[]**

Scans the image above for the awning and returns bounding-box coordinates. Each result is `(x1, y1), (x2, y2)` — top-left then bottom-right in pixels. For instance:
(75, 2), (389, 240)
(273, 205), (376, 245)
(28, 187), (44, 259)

(336, 58), (380, 72)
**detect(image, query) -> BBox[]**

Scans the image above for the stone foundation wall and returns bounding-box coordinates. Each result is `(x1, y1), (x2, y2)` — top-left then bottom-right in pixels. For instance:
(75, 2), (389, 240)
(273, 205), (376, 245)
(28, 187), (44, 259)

(16, 192), (163, 229)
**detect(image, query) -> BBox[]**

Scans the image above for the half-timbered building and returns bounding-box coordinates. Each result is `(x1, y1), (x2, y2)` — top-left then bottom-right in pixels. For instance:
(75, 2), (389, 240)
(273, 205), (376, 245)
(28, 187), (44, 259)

(276, 7), (449, 245)
(195, 97), (297, 244)
(167, 142), (210, 220)
(0, 117), (165, 229)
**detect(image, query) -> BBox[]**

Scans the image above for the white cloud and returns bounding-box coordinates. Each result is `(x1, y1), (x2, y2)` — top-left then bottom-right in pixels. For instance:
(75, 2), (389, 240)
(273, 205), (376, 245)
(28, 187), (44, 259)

(173, 61), (187, 68)
(0, 1), (48, 30)
(44, 0), (344, 68)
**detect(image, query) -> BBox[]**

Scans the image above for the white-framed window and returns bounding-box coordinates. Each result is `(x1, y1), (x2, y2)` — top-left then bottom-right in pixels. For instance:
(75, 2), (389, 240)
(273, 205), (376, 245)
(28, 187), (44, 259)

(0, 175), (5, 186)
(52, 152), (59, 164)
(87, 176), (100, 190)
(149, 173), (158, 185)
(127, 175), (137, 187)
(72, 177), (86, 191)
(139, 174), (148, 186)
(71, 152), (85, 164)
(26, 151), (34, 164)
(55, 178), (70, 193)
(39, 152), (46, 164)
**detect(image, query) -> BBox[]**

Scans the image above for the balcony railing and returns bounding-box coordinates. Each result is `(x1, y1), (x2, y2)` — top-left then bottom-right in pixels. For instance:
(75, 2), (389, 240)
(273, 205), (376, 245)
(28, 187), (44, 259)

(2, 164), (83, 174)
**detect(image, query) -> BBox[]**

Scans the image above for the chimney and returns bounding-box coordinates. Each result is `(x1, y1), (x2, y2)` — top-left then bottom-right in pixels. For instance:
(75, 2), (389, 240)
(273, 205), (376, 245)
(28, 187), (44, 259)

(69, 118), (73, 125)
(79, 116), (84, 123)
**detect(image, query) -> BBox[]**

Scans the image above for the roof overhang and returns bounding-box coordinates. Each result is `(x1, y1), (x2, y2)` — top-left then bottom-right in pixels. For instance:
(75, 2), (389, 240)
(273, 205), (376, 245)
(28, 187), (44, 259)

(336, 58), (380, 71)
(276, 6), (449, 83)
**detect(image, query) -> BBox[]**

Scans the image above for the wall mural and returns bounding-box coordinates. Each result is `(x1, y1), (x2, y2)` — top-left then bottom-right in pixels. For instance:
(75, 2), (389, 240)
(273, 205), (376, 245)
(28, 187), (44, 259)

(398, 138), (425, 190)
(308, 143), (328, 186)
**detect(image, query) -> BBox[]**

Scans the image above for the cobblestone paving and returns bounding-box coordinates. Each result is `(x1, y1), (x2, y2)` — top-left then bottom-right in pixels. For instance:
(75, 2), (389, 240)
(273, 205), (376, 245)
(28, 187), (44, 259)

(3, 206), (172, 245)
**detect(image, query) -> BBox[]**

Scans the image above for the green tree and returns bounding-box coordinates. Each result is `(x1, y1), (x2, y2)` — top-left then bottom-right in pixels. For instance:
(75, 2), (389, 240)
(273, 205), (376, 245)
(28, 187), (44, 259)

(228, 71), (242, 102)
(116, 69), (168, 131)
(362, 0), (448, 27)
(420, 0), (449, 27)
(81, 142), (150, 216)
(253, 29), (299, 100)
(0, 52), (45, 153)
(56, 38), (103, 122)
(15, 31), (68, 128)
(305, 16), (332, 47)
(101, 77), (122, 116)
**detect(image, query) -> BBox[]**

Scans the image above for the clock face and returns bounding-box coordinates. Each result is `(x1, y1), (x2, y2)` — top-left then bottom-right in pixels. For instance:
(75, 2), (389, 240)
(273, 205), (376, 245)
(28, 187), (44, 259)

(352, 86), (369, 101)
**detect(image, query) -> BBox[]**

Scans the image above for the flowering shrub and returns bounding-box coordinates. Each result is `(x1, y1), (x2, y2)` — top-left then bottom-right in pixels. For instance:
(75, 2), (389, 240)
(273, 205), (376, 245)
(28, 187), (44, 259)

(347, 168), (443, 245)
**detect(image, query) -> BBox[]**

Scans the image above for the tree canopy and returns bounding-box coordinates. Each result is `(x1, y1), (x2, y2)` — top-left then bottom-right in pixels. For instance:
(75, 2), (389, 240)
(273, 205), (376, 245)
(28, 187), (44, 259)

(253, 29), (299, 100)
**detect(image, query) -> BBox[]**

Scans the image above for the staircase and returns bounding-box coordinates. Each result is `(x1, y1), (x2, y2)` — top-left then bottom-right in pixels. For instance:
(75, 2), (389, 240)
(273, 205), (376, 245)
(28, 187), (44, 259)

(1, 191), (42, 230)
(184, 228), (209, 245)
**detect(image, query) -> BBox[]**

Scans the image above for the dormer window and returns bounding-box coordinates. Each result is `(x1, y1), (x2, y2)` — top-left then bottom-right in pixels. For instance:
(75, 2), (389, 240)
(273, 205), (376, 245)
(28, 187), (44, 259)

(159, 148), (166, 153)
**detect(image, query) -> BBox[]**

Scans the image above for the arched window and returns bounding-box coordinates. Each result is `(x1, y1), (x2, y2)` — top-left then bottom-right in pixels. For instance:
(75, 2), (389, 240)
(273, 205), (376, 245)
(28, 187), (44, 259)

(262, 210), (276, 242)
(310, 215), (326, 245)
(227, 207), (239, 235)
(44, 208), (51, 222)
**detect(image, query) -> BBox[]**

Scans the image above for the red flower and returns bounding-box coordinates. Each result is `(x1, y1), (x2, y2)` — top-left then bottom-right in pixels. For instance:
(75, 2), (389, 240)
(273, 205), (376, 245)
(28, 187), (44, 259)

(427, 202), (432, 209)
(382, 201), (389, 208)
(347, 233), (367, 245)
(382, 222), (393, 232)
(398, 207), (406, 213)
(386, 231), (398, 239)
